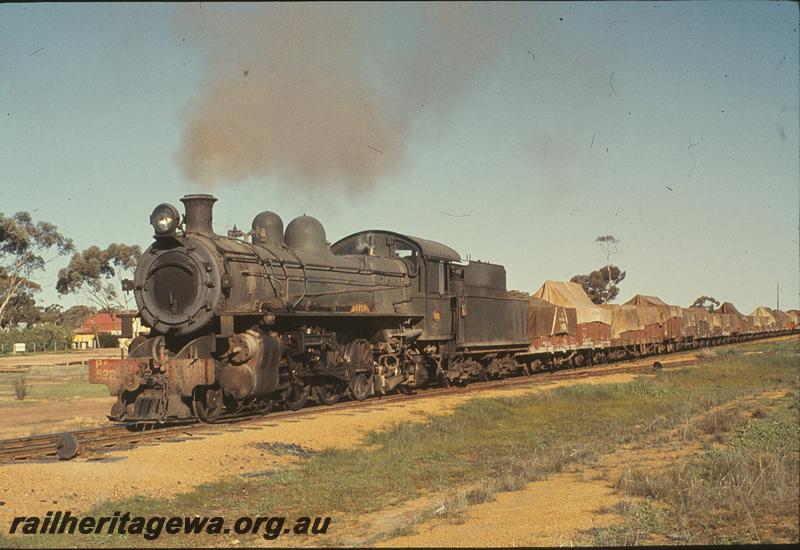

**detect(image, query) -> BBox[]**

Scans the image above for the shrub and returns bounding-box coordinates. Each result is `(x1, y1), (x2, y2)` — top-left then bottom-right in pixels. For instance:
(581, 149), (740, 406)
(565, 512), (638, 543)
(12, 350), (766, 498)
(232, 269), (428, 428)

(14, 375), (29, 400)
(97, 333), (120, 348)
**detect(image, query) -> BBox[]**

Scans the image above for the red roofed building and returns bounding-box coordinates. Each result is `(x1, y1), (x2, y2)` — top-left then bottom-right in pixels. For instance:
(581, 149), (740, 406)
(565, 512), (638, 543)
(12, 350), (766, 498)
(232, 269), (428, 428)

(72, 312), (123, 349)
(79, 312), (122, 334)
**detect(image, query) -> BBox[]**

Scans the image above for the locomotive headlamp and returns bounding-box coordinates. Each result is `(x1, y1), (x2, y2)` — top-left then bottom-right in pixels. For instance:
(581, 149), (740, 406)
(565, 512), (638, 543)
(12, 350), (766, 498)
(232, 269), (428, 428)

(150, 203), (180, 236)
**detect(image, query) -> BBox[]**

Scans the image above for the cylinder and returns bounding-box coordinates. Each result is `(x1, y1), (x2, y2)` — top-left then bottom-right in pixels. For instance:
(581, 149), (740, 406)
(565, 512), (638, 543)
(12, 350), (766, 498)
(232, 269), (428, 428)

(219, 332), (282, 400)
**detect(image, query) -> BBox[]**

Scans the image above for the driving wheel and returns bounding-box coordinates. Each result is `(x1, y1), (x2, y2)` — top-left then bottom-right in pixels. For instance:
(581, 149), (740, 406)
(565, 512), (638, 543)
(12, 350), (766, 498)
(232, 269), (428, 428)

(284, 384), (310, 411)
(350, 374), (372, 401)
(315, 383), (343, 406)
(193, 386), (224, 423)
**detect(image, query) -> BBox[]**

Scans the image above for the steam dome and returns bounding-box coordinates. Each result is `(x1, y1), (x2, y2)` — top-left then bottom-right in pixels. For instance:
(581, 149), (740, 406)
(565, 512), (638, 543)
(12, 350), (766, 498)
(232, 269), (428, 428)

(284, 215), (328, 255)
(251, 211), (284, 246)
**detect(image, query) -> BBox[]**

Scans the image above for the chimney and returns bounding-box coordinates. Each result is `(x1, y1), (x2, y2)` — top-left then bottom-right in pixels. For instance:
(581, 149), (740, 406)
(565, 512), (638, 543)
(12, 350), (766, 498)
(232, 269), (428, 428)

(180, 194), (217, 235)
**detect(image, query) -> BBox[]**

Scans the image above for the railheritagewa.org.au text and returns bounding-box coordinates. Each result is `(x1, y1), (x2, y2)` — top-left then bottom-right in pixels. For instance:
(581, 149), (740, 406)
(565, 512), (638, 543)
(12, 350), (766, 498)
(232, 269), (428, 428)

(9, 511), (331, 540)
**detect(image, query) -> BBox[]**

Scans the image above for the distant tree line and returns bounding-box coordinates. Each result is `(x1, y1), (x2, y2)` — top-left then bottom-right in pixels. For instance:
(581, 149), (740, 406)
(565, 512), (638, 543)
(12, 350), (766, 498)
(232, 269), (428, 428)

(0, 323), (74, 353)
(0, 208), (140, 340)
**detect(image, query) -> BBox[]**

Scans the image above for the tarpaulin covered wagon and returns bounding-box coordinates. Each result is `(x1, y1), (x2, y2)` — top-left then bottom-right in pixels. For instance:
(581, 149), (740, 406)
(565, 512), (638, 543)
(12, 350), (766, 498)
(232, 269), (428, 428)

(680, 308), (698, 338)
(625, 294), (682, 339)
(527, 297), (578, 349)
(718, 302), (745, 334)
(717, 312), (736, 336)
(531, 280), (612, 345)
(708, 311), (726, 336)
(602, 304), (646, 342)
(770, 308), (792, 331)
(751, 307), (777, 331)
(688, 307), (712, 338)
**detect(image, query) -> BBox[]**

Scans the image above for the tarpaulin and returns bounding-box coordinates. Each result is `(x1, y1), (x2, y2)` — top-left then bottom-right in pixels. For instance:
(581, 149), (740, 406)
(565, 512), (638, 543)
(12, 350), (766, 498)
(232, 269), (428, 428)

(528, 297), (578, 337)
(532, 280), (613, 325)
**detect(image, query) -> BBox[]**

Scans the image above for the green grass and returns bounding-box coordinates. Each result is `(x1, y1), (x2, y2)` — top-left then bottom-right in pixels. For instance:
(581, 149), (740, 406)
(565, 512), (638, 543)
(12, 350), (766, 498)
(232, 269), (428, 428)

(0, 365), (109, 402)
(588, 393), (800, 545)
(26, 380), (110, 400)
(3, 339), (798, 547)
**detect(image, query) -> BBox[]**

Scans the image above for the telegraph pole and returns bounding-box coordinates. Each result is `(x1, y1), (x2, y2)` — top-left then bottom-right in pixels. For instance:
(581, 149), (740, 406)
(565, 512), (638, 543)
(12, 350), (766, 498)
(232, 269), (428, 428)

(776, 282), (780, 310)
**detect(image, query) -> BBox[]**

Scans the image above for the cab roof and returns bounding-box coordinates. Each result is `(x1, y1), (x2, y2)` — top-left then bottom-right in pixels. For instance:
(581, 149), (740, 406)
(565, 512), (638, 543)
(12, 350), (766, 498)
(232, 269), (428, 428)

(332, 230), (461, 262)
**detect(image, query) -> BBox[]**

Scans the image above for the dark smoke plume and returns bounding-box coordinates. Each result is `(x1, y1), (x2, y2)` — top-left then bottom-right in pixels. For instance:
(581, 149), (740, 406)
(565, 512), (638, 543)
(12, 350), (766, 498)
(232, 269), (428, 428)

(176, 3), (522, 191)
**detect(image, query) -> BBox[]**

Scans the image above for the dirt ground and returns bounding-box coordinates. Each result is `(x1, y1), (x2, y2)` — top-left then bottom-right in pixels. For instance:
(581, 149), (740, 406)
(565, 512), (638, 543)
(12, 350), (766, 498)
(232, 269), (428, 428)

(0, 398), (115, 439)
(0, 354), (117, 439)
(375, 471), (623, 547)
(0, 372), (644, 530)
(373, 443), (677, 547)
(375, 389), (791, 547)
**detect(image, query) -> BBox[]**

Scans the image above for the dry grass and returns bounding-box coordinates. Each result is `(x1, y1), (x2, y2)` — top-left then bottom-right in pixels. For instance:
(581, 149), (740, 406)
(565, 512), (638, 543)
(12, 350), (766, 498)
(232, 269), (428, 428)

(590, 395), (800, 545)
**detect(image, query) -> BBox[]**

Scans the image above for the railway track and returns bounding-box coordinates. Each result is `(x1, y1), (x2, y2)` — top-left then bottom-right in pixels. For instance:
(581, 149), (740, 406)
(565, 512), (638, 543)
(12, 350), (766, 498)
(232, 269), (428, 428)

(0, 342), (745, 464)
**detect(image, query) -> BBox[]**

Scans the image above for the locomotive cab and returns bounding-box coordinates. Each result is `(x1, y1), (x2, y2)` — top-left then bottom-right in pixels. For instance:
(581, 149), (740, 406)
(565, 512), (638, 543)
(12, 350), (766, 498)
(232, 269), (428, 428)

(332, 230), (461, 341)
(333, 230), (528, 384)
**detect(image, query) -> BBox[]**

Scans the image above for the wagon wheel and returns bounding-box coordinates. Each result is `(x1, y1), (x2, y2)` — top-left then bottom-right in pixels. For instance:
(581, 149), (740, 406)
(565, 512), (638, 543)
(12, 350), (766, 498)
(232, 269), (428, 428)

(192, 386), (224, 423)
(284, 384), (310, 411)
(315, 383), (343, 406)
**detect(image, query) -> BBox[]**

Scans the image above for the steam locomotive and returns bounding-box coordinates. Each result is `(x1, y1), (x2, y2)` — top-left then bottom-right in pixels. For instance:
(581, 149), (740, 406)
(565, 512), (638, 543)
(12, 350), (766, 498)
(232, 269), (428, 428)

(89, 194), (529, 423)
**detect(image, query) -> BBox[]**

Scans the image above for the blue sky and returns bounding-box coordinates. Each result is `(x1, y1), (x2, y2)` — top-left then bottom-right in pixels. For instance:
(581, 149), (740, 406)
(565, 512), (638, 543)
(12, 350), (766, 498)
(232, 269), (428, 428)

(1, 2), (798, 313)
